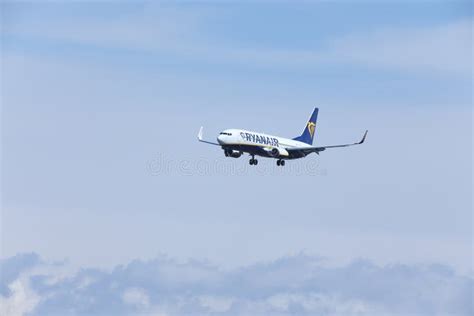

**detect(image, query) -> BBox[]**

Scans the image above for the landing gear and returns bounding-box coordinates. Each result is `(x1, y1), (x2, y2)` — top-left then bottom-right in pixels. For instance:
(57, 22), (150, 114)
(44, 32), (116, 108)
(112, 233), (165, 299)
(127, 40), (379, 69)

(277, 159), (285, 167)
(249, 155), (258, 166)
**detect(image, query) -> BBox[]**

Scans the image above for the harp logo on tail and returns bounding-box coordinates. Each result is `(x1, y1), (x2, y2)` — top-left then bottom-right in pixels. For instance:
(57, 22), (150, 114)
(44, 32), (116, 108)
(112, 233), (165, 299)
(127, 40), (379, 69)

(307, 122), (316, 138)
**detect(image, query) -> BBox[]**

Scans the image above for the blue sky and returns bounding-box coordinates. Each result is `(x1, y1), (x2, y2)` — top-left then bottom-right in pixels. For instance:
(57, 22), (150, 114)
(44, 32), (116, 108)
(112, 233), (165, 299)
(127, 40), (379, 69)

(1, 1), (472, 315)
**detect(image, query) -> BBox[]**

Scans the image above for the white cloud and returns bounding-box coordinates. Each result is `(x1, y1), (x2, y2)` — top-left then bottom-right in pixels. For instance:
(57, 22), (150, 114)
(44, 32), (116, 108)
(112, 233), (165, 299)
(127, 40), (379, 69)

(213, 19), (472, 75)
(198, 295), (233, 313)
(1, 253), (472, 316)
(0, 278), (40, 316)
(327, 20), (472, 74)
(2, 4), (208, 55)
(3, 5), (471, 75)
(265, 293), (371, 315)
(122, 287), (150, 309)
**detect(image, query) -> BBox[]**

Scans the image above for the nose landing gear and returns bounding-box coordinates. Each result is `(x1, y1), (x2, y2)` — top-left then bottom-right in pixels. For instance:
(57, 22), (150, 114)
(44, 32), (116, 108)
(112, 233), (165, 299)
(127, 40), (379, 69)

(277, 159), (285, 167)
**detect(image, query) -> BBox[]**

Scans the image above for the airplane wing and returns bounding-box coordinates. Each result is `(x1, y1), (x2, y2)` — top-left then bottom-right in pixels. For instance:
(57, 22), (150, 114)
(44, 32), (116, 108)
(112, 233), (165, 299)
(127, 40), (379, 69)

(287, 130), (368, 156)
(198, 126), (220, 146)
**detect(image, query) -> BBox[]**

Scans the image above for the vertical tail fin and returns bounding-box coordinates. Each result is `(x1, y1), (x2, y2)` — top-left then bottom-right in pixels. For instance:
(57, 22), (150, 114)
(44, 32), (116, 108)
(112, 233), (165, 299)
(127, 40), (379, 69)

(293, 108), (319, 145)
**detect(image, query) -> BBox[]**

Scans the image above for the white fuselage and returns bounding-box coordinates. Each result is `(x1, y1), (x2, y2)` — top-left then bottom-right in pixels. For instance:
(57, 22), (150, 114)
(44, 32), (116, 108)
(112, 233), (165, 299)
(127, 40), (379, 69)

(217, 129), (310, 156)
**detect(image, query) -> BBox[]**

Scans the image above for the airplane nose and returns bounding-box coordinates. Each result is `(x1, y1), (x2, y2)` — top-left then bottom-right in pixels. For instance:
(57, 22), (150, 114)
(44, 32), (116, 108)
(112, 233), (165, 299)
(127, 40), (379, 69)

(217, 135), (225, 145)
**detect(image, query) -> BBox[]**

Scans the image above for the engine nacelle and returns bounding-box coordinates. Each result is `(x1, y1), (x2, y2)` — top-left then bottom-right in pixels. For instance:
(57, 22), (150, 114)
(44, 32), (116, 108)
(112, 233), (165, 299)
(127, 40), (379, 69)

(267, 147), (289, 158)
(225, 149), (242, 158)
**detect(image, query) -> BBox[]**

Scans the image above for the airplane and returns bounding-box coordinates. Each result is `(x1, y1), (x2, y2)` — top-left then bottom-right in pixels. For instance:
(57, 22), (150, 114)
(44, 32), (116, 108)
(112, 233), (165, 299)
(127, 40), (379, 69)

(198, 108), (367, 166)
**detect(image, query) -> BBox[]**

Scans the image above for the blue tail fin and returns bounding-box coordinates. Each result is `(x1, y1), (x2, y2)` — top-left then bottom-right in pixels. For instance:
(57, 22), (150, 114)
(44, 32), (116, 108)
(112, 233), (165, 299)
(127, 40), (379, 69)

(293, 108), (319, 145)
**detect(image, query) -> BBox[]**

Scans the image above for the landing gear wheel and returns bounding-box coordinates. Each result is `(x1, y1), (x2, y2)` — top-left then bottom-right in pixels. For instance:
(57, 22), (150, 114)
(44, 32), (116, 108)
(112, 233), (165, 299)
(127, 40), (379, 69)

(281, 160), (285, 166)
(277, 160), (281, 166)
(249, 156), (258, 166)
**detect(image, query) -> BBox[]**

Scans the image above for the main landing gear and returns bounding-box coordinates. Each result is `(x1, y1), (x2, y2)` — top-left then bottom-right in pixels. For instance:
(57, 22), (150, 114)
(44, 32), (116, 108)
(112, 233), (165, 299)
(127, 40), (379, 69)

(248, 156), (285, 166)
(277, 159), (286, 167)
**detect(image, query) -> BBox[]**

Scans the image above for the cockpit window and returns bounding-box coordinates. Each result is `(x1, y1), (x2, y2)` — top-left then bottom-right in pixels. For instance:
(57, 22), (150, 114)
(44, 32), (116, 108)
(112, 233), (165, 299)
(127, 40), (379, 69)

(220, 132), (232, 136)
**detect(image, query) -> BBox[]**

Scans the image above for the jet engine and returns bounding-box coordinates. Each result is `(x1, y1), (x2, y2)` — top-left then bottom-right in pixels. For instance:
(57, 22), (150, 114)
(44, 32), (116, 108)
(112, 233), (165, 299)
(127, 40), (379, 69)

(224, 149), (242, 158)
(267, 147), (289, 158)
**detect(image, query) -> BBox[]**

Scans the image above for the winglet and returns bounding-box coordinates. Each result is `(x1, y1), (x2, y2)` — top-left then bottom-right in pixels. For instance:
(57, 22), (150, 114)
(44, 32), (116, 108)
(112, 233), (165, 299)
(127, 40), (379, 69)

(197, 127), (220, 146)
(358, 130), (368, 144)
(198, 126), (204, 141)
